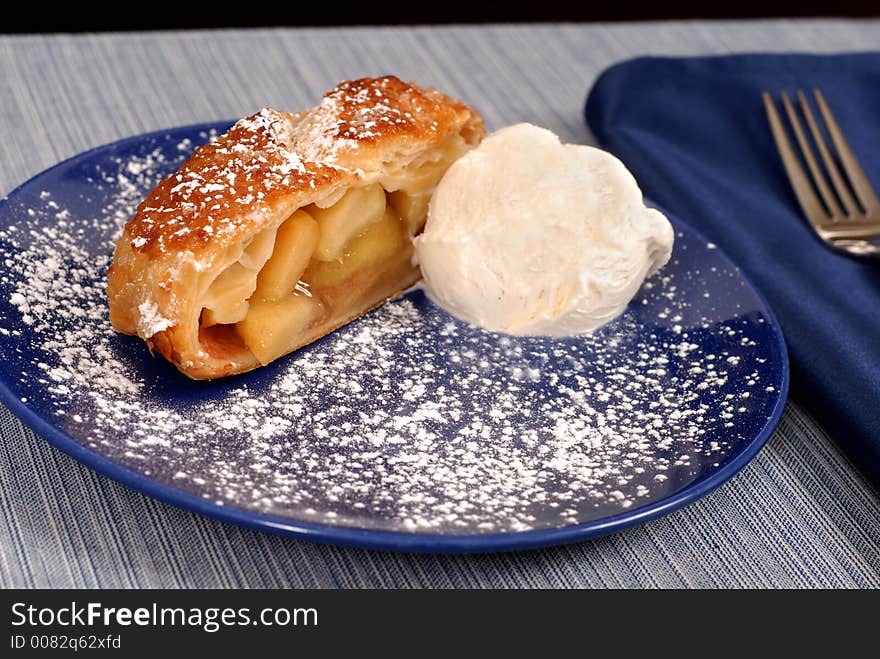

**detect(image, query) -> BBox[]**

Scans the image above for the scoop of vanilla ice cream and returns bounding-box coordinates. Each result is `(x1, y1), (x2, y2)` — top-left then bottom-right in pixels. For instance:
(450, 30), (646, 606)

(414, 123), (674, 336)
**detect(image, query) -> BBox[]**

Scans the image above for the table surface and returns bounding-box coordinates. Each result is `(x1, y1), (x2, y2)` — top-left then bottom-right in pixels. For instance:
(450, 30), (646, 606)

(1, 19), (878, 588)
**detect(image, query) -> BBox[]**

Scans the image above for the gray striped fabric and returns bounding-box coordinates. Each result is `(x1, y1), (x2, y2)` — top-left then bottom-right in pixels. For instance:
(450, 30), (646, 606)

(1, 20), (879, 588)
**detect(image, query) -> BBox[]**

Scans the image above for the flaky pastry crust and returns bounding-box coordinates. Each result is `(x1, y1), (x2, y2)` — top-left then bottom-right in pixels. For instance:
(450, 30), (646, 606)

(107, 76), (484, 379)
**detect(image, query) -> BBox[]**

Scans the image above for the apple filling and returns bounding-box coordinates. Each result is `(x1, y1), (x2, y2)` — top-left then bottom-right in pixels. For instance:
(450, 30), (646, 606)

(197, 134), (473, 366)
(198, 180), (438, 365)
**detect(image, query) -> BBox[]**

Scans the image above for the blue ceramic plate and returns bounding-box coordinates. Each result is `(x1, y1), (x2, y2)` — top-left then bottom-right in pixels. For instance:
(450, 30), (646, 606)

(0, 123), (788, 552)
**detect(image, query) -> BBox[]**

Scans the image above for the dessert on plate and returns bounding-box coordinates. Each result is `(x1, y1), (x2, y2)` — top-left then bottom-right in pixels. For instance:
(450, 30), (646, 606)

(107, 76), (484, 379)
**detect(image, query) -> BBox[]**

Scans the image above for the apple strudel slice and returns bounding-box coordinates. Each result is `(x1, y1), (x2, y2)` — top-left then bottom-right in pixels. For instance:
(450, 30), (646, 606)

(107, 76), (484, 379)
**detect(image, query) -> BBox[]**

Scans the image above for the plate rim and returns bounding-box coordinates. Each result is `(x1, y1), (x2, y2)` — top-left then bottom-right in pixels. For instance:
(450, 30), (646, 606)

(0, 121), (790, 553)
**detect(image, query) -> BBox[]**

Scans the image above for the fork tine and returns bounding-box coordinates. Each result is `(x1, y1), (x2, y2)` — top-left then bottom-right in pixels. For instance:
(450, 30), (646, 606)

(762, 92), (829, 226)
(813, 88), (880, 215)
(797, 91), (859, 218)
(779, 92), (843, 218)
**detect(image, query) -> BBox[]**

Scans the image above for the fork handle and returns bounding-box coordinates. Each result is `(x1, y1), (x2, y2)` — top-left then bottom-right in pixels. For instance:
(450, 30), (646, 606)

(821, 224), (880, 241)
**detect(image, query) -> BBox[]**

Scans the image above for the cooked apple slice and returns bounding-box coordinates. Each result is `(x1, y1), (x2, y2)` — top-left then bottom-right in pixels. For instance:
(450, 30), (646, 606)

(388, 190), (431, 234)
(238, 226), (278, 269)
(255, 210), (320, 302)
(202, 226), (277, 325)
(381, 159), (446, 194)
(303, 205), (406, 289)
(380, 138), (468, 193)
(202, 301), (249, 328)
(203, 263), (258, 318)
(236, 294), (323, 365)
(310, 184), (386, 261)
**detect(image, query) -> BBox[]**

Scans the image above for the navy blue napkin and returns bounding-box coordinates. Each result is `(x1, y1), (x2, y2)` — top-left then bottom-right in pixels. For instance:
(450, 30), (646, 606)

(586, 53), (880, 484)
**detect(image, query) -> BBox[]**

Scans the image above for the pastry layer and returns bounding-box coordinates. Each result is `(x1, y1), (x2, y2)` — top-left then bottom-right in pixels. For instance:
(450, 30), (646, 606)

(107, 76), (484, 379)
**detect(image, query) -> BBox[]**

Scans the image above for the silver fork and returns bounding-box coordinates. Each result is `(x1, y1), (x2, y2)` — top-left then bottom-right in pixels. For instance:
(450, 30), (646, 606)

(762, 89), (880, 257)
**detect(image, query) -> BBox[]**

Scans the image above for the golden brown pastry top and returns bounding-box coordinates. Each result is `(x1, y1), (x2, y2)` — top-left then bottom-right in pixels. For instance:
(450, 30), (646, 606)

(126, 112), (346, 258)
(123, 76), (482, 260)
(290, 76), (480, 164)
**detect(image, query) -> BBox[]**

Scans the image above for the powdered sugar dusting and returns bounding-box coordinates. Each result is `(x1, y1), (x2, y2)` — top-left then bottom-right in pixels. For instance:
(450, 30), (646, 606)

(289, 76), (463, 163)
(0, 129), (785, 535)
(123, 77), (478, 262)
(135, 299), (173, 338)
(124, 108), (346, 257)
